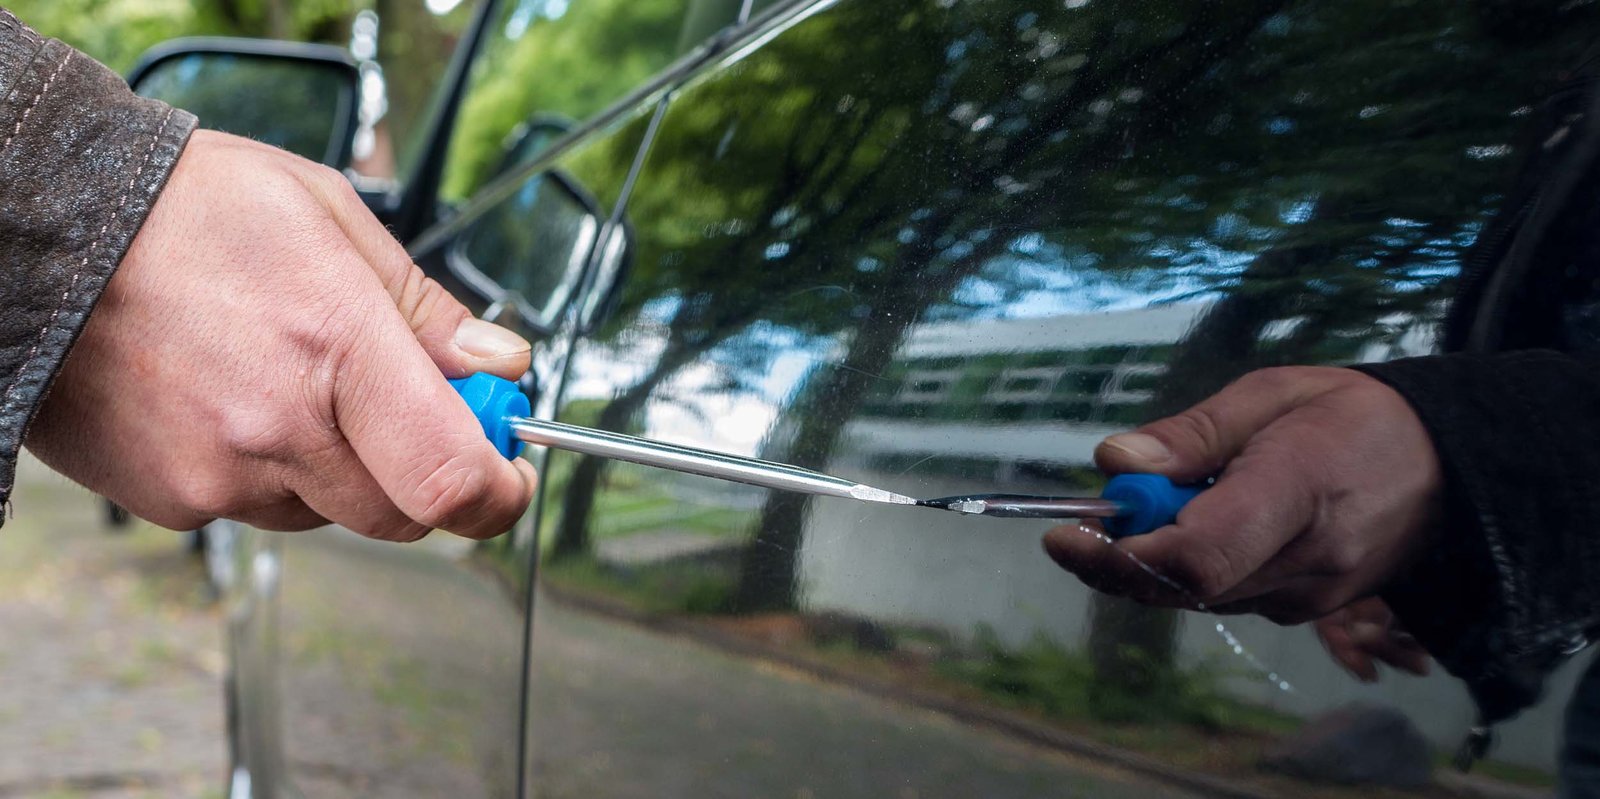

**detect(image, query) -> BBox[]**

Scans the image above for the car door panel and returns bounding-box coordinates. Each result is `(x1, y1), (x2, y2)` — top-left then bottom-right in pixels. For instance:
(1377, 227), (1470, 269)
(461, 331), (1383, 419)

(527, 0), (1597, 793)
(257, 89), (659, 799)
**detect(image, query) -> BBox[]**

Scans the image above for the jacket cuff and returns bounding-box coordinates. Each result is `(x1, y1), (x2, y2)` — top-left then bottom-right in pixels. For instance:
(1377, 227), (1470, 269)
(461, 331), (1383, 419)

(1355, 352), (1600, 724)
(0, 20), (196, 514)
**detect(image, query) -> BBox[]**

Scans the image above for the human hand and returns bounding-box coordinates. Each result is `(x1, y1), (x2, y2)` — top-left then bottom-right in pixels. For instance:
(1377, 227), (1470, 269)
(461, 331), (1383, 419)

(1314, 597), (1430, 682)
(1041, 366), (1443, 624)
(25, 130), (537, 541)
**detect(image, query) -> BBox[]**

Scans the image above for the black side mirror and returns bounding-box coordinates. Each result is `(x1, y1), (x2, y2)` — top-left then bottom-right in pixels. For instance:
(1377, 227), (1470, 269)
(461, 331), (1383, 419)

(128, 38), (360, 169)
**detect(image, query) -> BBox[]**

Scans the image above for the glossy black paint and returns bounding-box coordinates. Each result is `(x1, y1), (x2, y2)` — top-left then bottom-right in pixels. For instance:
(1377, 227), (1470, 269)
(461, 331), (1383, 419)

(191, 0), (1600, 796)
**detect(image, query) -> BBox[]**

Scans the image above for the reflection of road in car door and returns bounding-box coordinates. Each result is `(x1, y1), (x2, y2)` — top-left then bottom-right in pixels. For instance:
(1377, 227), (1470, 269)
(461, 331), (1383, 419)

(532, 0), (1600, 793)
(266, 105), (655, 799)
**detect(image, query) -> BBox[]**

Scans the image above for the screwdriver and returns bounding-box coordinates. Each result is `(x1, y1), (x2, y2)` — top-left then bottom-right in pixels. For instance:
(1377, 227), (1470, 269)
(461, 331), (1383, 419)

(449, 373), (1203, 538)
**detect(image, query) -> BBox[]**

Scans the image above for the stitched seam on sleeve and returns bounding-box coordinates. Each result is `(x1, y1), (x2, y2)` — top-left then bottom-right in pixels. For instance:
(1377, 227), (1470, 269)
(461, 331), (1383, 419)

(0, 9), (37, 41)
(0, 106), (177, 421)
(0, 47), (69, 156)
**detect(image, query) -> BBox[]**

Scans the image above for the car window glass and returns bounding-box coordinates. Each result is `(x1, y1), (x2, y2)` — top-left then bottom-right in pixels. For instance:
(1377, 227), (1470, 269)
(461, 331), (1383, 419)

(439, 0), (735, 202)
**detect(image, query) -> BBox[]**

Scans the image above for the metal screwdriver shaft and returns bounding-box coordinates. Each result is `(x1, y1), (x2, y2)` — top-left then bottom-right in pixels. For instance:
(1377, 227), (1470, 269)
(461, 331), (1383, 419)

(508, 416), (920, 507)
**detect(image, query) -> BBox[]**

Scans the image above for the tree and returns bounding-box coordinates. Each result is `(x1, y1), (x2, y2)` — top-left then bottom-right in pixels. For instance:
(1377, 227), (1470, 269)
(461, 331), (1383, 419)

(554, 0), (1597, 706)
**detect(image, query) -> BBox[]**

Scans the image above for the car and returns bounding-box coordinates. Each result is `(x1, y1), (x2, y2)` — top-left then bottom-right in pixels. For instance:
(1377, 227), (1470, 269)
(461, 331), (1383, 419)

(128, 1), (1598, 796)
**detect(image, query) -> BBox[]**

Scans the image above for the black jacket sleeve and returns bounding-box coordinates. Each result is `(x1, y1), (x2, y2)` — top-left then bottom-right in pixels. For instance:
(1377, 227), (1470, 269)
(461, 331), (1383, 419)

(1357, 351), (1600, 724)
(0, 8), (196, 516)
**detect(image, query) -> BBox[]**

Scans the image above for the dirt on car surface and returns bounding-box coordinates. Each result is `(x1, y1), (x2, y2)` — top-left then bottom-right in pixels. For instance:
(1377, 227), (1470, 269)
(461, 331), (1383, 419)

(0, 454), (224, 799)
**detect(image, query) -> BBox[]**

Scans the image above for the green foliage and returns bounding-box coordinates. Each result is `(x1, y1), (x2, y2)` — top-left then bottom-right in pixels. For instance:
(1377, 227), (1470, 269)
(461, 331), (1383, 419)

(441, 0), (699, 200)
(3, 0), (359, 72)
(941, 629), (1295, 734)
(7, 0), (224, 71)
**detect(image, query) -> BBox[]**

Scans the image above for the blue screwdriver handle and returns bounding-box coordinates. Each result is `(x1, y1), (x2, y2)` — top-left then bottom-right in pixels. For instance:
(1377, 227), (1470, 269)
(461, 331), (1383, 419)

(1100, 474), (1205, 538)
(449, 373), (529, 460)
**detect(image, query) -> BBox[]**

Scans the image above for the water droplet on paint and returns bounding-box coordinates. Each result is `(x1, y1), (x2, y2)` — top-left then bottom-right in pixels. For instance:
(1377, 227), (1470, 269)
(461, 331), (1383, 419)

(1066, 524), (1294, 694)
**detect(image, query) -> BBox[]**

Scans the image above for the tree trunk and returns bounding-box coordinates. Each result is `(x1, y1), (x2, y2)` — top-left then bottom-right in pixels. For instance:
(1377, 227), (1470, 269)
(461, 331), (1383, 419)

(730, 216), (1000, 612)
(548, 328), (727, 560)
(1086, 205), (1352, 692)
(729, 298), (920, 612)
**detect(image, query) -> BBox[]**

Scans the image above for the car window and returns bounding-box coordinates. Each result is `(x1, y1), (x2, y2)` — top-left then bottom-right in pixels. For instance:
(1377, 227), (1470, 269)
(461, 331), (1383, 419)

(438, 0), (737, 202)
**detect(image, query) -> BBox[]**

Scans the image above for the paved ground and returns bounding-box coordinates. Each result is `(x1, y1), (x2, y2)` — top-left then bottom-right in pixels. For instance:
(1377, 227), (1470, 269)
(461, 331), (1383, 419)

(525, 595), (1208, 799)
(0, 455), (224, 799)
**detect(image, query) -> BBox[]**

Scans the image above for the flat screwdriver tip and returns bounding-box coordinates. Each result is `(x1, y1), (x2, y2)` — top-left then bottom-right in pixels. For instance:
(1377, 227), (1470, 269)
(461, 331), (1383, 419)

(849, 485), (920, 505)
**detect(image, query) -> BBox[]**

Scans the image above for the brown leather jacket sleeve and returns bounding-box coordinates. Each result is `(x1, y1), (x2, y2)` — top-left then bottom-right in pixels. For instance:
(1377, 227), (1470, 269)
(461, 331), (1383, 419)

(0, 8), (196, 518)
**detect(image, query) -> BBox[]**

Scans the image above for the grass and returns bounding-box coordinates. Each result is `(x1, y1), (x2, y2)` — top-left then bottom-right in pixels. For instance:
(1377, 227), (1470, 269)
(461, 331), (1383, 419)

(536, 462), (756, 557)
(937, 630), (1299, 737)
(542, 554), (739, 615)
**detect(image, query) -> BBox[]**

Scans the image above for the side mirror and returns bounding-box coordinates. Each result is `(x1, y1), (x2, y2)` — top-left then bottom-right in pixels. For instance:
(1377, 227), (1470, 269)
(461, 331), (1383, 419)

(128, 38), (360, 169)
(447, 168), (608, 333)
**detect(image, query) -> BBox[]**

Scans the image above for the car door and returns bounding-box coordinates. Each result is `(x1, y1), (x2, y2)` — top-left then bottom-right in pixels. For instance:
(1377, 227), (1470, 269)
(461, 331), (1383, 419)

(529, 0), (1599, 795)
(226, 2), (748, 798)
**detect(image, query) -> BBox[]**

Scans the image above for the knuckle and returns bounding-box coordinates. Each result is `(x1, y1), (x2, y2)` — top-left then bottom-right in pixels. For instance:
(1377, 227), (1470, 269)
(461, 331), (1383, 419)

(1236, 367), (1293, 393)
(1239, 366), (1316, 395)
(306, 162), (352, 195)
(284, 291), (381, 368)
(1170, 546), (1235, 599)
(216, 406), (296, 463)
(409, 456), (493, 531)
(397, 269), (463, 331)
(282, 160), (357, 211)
(370, 520), (432, 543)
(171, 472), (242, 521)
(1320, 542), (1363, 577)
(1165, 405), (1227, 458)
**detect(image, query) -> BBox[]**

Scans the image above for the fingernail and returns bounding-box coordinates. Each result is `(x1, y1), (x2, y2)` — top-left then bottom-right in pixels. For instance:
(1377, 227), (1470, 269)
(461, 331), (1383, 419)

(1102, 433), (1171, 463)
(455, 318), (531, 359)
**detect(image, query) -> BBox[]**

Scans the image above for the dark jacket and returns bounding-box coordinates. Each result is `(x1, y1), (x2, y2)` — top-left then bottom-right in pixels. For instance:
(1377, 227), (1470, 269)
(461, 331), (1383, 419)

(0, 7), (195, 515)
(1359, 51), (1600, 727)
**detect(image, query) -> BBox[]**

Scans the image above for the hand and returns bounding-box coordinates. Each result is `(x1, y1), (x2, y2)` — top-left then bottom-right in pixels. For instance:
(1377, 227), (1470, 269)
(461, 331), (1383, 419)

(1041, 366), (1443, 624)
(25, 131), (538, 541)
(1314, 597), (1430, 682)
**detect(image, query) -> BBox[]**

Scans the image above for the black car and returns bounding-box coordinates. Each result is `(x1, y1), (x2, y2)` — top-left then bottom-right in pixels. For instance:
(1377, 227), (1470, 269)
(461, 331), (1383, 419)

(129, 0), (1596, 796)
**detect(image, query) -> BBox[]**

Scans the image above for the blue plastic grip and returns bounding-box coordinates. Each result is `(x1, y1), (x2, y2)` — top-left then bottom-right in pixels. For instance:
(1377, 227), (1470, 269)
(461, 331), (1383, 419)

(1100, 474), (1205, 538)
(448, 373), (530, 460)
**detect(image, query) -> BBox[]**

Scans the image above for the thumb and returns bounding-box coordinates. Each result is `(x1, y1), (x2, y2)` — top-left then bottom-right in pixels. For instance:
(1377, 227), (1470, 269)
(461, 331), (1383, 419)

(299, 165), (532, 379)
(394, 267), (532, 380)
(1096, 367), (1328, 482)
